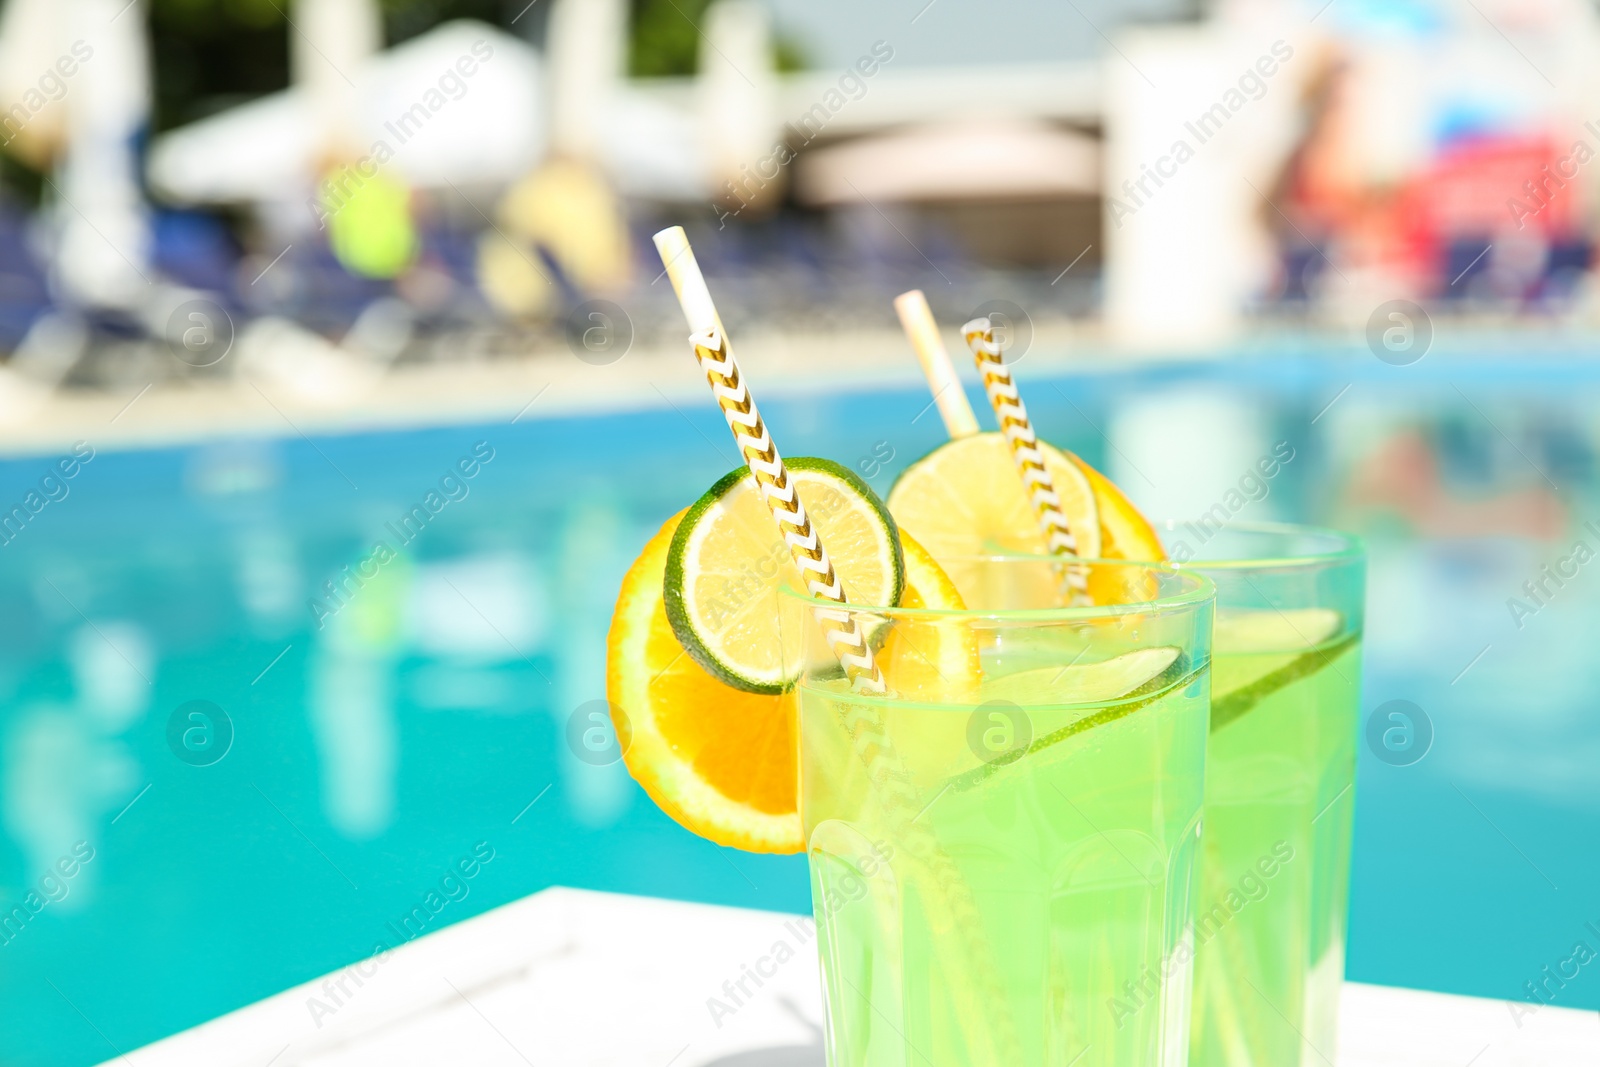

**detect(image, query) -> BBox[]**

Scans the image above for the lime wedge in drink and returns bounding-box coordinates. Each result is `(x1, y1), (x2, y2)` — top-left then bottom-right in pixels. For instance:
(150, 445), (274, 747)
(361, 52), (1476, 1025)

(1210, 607), (1354, 732)
(873, 645), (1181, 786)
(944, 647), (1198, 791)
(983, 645), (1180, 707)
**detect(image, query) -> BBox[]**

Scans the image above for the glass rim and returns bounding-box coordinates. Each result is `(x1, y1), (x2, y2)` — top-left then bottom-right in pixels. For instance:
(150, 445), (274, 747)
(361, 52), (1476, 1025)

(778, 554), (1214, 621)
(1156, 520), (1366, 571)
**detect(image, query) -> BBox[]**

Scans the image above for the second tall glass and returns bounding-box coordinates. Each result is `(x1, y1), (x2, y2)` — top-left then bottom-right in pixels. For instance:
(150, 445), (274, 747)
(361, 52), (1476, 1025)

(783, 557), (1214, 1067)
(1167, 522), (1366, 1067)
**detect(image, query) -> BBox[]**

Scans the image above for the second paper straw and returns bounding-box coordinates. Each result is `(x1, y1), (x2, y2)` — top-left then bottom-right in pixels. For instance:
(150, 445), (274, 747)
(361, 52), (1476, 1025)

(963, 316), (1090, 599)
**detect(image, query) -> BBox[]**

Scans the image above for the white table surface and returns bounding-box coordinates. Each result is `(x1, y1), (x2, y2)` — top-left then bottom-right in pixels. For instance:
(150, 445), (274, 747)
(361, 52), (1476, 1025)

(105, 887), (1598, 1067)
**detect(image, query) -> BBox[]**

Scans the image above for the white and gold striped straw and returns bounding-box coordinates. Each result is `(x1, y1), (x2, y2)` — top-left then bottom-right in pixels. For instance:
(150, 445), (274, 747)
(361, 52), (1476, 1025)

(962, 316), (1091, 600)
(653, 226), (884, 695)
(654, 228), (1020, 1064)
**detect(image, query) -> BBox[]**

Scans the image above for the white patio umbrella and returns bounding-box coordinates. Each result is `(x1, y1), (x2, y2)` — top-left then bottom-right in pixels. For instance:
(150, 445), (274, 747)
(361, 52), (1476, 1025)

(0, 0), (154, 312)
(795, 116), (1102, 205)
(147, 18), (708, 212)
(148, 21), (548, 210)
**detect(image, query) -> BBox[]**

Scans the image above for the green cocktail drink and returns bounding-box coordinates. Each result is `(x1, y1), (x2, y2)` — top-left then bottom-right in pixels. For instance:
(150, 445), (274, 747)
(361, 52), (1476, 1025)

(784, 557), (1214, 1067)
(1172, 523), (1365, 1067)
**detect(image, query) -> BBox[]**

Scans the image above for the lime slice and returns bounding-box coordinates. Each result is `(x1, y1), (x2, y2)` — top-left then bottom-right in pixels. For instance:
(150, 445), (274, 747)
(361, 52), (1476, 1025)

(887, 432), (1101, 567)
(664, 457), (903, 693)
(1215, 607), (1343, 654)
(881, 645), (1176, 787)
(1212, 608), (1344, 702)
(950, 655), (1203, 792)
(1210, 608), (1356, 732)
(983, 646), (1181, 707)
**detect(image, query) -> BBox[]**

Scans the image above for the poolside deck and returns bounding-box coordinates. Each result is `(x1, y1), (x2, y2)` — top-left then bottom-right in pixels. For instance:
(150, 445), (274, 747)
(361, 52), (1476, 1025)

(9, 315), (1596, 459)
(104, 887), (1597, 1067)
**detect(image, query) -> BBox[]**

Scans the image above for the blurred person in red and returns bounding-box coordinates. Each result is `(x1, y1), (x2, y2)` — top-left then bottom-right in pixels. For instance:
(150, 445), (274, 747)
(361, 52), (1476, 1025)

(1267, 0), (1600, 313)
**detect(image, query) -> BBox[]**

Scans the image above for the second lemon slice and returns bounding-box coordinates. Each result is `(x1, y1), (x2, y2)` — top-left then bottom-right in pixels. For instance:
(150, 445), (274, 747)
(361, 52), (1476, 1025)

(887, 433), (1101, 563)
(888, 432), (1168, 603)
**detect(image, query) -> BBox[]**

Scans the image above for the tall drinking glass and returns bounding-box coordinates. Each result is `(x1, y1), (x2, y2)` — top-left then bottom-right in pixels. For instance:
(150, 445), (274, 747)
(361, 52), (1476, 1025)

(782, 557), (1214, 1067)
(1166, 522), (1366, 1067)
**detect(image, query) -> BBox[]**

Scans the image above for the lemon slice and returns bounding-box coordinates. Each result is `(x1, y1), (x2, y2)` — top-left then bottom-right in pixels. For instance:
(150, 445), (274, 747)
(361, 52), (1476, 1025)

(609, 515), (966, 853)
(1071, 448), (1166, 563)
(888, 432), (1101, 561)
(609, 510), (800, 853)
(888, 434), (1167, 602)
(664, 458), (903, 693)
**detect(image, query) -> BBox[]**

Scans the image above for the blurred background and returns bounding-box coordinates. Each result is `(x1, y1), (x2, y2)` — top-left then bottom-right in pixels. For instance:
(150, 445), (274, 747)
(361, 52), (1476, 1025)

(1, 0), (1598, 1063)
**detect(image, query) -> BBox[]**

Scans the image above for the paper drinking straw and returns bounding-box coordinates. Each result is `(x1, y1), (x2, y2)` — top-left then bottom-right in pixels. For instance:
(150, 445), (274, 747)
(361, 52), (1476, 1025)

(893, 290), (980, 439)
(652, 226), (1021, 1063)
(652, 226), (884, 695)
(962, 316), (1091, 600)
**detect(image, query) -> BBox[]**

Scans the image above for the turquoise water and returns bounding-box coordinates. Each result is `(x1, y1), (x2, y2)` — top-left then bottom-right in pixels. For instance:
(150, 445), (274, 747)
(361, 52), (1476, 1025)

(2, 351), (1599, 1064)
